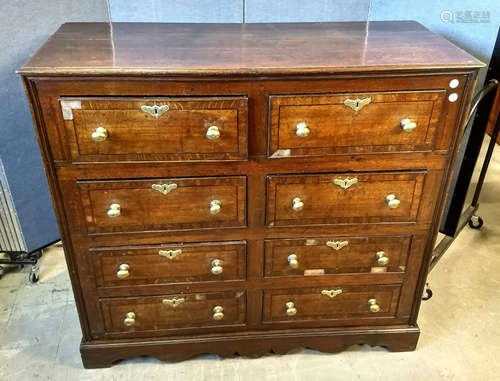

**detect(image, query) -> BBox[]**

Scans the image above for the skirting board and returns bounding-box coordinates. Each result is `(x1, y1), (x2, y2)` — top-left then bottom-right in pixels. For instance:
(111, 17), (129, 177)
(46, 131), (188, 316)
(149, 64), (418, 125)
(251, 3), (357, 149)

(80, 325), (420, 368)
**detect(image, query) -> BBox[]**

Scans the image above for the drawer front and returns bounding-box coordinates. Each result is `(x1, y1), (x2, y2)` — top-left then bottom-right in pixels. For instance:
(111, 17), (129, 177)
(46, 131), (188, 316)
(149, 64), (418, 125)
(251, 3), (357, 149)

(101, 291), (246, 334)
(92, 241), (246, 288)
(263, 285), (400, 322)
(266, 171), (425, 226)
(268, 90), (445, 157)
(61, 97), (248, 162)
(79, 176), (246, 234)
(264, 236), (411, 278)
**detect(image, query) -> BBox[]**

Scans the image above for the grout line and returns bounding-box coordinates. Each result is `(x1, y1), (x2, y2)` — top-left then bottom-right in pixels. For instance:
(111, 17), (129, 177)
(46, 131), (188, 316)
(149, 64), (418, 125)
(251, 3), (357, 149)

(243, 0), (246, 23)
(105, 0), (116, 64)
(367, 0), (372, 21)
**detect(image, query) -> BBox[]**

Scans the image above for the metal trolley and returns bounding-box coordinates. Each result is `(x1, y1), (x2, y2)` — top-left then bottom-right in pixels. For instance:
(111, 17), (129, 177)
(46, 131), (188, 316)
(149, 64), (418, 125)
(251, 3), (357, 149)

(424, 26), (500, 299)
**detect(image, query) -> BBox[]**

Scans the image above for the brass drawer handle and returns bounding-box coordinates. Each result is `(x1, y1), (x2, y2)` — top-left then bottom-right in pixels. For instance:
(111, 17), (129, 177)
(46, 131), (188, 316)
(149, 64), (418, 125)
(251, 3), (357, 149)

(158, 248), (182, 260)
(141, 104), (169, 118)
(285, 301), (297, 316)
(400, 118), (417, 132)
(333, 177), (358, 190)
(375, 251), (389, 266)
(321, 289), (342, 298)
(91, 126), (108, 142)
(326, 240), (348, 250)
(212, 305), (224, 320)
(162, 297), (185, 308)
(287, 254), (299, 268)
(210, 200), (221, 215)
(151, 183), (177, 195)
(295, 122), (310, 137)
(206, 125), (220, 140)
(344, 97), (371, 112)
(291, 197), (304, 211)
(116, 263), (130, 279)
(368, 298), (380, 313)
(107, 203), (121, 218)
(385, 194), (401, 209)
(123, 312), (136, 326)
(211, 259), (223, 275)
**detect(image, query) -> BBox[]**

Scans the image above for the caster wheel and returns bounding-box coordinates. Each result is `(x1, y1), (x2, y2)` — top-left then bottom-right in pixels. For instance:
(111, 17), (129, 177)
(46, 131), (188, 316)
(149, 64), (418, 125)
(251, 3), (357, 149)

(468, 216), (484, 229)
(422, 283), (433, 301)
(29, 264), (40, 284)
(29, 271), (39, 283)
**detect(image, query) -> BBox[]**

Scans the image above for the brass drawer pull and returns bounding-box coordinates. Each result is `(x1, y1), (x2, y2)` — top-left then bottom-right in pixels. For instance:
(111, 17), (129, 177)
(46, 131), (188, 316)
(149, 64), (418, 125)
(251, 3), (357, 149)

(344, 97), (371, 112)
(333, 177), (358, 190)
(123, 312), (136, 326)
(326, 240), (348, 250)
(285, 301), (297, 316)
(291, 197), (304, 211)
(321, 289), (342, 298)
(210, 200), (221, 215)
(162, 297), (185, 308)
(212, 306), (224, 320)
(107, 203), (121, 218)
(158, 248), (182, 260)
(295, 122), (310, 137)
(400, 118), (417, 132)
(151, 183), (177, 195)
(206, 125), (220, 140)
(375, 251), (389, 266)
(287, 254), (299, 268)
(116, 263), (130, 279)
(140, 104), (169, 118)
(385, 194), (400, 209)
(211, 259), (223, 275)
(368, 298), (380, 313)
(91, 126), (108, 142)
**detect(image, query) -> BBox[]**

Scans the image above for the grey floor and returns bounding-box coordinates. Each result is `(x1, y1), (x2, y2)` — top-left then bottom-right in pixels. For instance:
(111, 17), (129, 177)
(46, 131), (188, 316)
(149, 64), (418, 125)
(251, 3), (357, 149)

(1, 137), (499, 380)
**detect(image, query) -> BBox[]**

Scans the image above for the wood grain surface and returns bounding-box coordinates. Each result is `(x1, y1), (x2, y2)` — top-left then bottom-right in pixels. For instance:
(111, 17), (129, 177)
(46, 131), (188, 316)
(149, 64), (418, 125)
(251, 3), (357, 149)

(19, 22), (483, 76)
(19, 21), (481, 367)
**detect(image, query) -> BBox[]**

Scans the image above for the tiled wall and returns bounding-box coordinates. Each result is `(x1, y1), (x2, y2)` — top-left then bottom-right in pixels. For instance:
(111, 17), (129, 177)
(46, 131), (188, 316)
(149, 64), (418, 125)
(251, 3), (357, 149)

(244, 0), (370, 22)
(110, 0), (243, 23)
(110, 0), (498, 63)
(0, 1), (109, 250)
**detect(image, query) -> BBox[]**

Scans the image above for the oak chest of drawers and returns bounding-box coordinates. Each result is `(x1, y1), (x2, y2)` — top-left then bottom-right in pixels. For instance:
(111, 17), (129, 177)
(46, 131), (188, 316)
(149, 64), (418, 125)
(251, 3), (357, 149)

(19, 21), (483, 368)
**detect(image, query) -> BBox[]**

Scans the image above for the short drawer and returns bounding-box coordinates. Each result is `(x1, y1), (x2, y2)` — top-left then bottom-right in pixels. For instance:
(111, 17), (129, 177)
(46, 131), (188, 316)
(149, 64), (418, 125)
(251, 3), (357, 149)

(268, 90), (445, 157)
(60, 96), (248, 162)
(92, 241), (246, 288)
(263, 285), (400, 323)
(78, 176), (246, 234)
(264, 236), (411, 278)
(266, 171), (425, 226)
(101, 291), (246, 334)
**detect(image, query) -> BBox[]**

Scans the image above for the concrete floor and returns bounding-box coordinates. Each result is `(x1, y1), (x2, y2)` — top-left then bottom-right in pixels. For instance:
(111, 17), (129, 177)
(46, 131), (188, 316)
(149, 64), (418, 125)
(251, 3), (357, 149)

(1, 138), (499, 380)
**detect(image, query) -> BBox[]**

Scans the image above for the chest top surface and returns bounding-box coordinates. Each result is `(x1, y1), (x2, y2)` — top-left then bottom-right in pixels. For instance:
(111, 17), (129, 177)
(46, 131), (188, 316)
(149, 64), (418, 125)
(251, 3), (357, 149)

(19, 21), (483, 76)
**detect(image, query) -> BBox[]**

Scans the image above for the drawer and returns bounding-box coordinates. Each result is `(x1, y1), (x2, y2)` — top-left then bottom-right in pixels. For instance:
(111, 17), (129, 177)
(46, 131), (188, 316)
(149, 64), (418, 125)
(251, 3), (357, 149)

(79, 176), (246, 234)
(263, 285), (400, 323)
(60, 96), (248, 162)
(92, 241), (246, 288)
(266, 171), (425, 226)
(268, 90), (445, 157)
(264, 236), (411, 278)
(101, 291), (246, 334)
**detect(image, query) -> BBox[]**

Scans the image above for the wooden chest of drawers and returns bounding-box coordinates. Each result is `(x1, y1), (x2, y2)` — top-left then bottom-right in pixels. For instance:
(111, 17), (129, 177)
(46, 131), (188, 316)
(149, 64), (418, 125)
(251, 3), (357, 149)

(19, 21), (483, 368)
